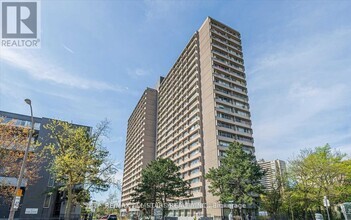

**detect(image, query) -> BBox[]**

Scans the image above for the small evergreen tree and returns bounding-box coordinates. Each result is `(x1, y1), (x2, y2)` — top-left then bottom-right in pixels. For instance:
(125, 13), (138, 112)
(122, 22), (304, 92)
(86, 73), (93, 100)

(132, 158), (191, 219)
(205, 142), (265, 218)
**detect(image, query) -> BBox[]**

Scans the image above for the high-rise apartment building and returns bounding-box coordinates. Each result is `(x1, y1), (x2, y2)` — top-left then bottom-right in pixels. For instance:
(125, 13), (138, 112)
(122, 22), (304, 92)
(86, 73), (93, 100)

(121, 88), (158, 210)
(121, 17), (254, 218)
(156, 17), (254, 217)
(258, 159), (286, 191)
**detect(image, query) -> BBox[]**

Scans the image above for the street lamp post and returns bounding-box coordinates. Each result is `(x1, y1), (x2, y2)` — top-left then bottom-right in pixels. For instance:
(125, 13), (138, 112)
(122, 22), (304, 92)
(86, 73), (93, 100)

(324, 196), (331, 220)
(228, 203), (234, 220)
(8, 99), (34, 220)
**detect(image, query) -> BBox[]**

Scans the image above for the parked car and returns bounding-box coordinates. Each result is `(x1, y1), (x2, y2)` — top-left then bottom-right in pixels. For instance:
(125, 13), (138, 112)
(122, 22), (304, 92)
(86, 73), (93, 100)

(131, 214), (139, 220)
(107, 214), (118, 220)
(315, 213), (323, 220)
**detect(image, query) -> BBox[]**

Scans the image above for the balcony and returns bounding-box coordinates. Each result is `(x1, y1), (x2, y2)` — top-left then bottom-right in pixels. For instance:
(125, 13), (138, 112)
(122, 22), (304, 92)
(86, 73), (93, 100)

(211, 23), (241, 40)
(213, 57), (244, 72)
(212, 42), (243, 59)
(213, 62), (245, 80)
(212, 49), (244, 66)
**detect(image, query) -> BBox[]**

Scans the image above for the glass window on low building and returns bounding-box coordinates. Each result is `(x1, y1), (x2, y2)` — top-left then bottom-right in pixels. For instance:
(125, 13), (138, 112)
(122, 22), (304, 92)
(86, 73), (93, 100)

(48, 175), (55, 187)
(43, 194), (51, 208)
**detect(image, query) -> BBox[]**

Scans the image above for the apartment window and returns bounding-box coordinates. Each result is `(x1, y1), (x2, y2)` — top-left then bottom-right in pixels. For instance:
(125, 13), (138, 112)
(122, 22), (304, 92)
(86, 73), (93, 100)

(219, 150), (227, 157)
(190, 149), (199, 157)
(219, 140), (231, 147)
(237, 126), (251, 134)
(235, 117), (251, 125)
(233, 85), (245, 93)
(48, 175), (55, 187)
(214, 56), (227, 63)
(190, 198), (201, 204)
(215, 86), (230, 95)
(191, 187), (201, 193)
(190, 168), (200, 175)
(34, 122), (41, 130)
(189, 116), (198, 124)
(216, 95), (232, 103)
(166, 149), (173, 155)
(218, 121), (234, 129)
(43, 194), (51, 208)
(237, 135), (253, 143)
(234, 101), (248, 109)
(217, 104), (232, 112)
(236, 110), (250, 117)
(189, 141), (198, 148)
(217, 112), (233, 120)
(216, 78), (230, 87)
(243, 146), (253, 154)
(189, 133), (198, 140)
(190, 177), (200, 184)
(190, 158), (200, 166)
(189, 124), (197, 131)
(218, 131), (235, 139)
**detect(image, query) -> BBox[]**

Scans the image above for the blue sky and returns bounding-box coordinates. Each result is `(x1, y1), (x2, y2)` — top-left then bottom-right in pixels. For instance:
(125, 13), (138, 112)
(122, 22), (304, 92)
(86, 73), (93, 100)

(1, 0), (351, 201)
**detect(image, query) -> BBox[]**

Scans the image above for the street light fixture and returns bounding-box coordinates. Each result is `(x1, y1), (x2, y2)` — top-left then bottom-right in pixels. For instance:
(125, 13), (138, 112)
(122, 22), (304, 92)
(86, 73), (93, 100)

(24, 99), (31, 105)
(8, 99), (34, 220)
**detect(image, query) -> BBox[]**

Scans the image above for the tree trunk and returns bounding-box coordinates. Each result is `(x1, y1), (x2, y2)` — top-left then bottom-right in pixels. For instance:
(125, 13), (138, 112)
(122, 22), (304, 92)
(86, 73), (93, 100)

(65, 186), (73, 220)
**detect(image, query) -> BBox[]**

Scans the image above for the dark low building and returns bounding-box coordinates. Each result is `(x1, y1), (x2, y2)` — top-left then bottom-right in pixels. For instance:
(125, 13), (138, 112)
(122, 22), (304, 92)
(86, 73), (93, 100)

(0, 110), (90, 219)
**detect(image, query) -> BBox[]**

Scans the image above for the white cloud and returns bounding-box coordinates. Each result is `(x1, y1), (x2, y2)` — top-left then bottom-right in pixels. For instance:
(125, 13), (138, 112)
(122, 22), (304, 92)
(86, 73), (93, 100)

(0, 49), (124, 92)
(62, 44), (75, 54)
(127, 68), (150, 78)
(249, 26), (351, 161)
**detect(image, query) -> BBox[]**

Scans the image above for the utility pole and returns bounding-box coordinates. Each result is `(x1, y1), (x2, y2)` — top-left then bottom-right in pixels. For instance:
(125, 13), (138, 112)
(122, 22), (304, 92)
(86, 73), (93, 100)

(324, 196), (331, 220)
(8, 99), (34, 220)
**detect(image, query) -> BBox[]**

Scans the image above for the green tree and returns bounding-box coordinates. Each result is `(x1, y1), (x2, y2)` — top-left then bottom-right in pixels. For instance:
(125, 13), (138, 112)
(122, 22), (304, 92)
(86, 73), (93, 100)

(288, 144), (351, 219)
(260, 173), (285, 219)
(205, 142), (265, 218)
(132, 158), (191, 219)
(92, 192), (120, 218)
(43, 120), (117, 220)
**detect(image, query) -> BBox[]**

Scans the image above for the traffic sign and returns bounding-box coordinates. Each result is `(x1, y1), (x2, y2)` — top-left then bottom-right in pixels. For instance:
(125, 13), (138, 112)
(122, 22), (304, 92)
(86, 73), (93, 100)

(14, 196), (21, 209)
(16, 189), (23, 197)
(323, 196), (330, 207)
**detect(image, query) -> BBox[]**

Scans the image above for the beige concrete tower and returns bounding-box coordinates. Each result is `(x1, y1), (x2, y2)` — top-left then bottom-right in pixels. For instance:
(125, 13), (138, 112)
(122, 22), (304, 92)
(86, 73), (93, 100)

(121, 88), (158, 209)
(258, 159), (286, 191)
(156, 17), (254, 217)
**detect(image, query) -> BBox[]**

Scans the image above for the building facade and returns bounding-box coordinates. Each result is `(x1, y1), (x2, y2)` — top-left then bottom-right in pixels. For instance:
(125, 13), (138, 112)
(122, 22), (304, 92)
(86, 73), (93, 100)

(121, 88), (158, 211)
(0, 111), (86, 219)
(121, 17), (255, 218)
(258, 159), (286, 191)
(156, 17), (254, 218)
